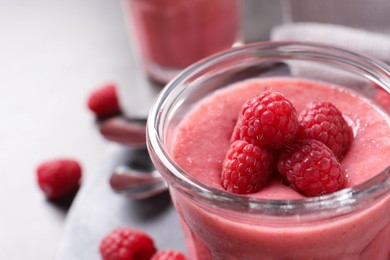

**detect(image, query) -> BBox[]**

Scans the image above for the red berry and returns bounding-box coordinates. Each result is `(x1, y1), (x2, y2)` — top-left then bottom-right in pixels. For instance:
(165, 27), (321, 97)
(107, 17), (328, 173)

(298, 101), (353, 159)
(36, 158), (82, 200)
(151, 250), (187, 260)
(277, 139), (345, 197)
(221, 140), (274, 194)
(231, 91), (299, 150)
(87, 83), (121, 118)
(99, 227), (157, 260)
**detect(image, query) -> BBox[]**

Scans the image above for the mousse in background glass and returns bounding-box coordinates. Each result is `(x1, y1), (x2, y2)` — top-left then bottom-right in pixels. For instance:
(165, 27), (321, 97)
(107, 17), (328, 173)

(122, 0), (241, 84)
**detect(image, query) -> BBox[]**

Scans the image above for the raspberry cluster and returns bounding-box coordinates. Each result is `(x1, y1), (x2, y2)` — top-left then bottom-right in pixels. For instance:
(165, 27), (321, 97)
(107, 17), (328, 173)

(231, 91), (299, 149)
(221, 91), (353, 197)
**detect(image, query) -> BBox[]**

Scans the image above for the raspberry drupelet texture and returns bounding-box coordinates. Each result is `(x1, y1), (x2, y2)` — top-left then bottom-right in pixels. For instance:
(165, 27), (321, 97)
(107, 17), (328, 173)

(99, 227), (157, 260)
(277, 139), (345, 196)
(151, 250), (187, 260)
(231, 91), (299, 150)
(221, 140), (274, 194)
(36, 158), (82, 200)
(298, 101), (353, 159)
(87, 83), (121, 119)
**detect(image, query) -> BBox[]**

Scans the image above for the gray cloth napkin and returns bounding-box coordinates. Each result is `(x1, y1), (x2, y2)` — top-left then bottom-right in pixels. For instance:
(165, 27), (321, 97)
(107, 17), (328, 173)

(270, 22), (390, 90)
(271, 22), (390, 65)
(283, 0), (390, 35)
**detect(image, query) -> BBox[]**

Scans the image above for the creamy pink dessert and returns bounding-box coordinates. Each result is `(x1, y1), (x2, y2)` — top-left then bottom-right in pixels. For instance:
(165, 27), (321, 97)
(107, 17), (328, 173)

(171, 78), (390, 259)
(125, 0), (240, 69)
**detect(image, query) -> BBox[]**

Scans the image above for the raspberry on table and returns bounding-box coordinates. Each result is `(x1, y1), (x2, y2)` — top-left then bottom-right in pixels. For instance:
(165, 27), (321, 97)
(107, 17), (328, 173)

(99, 227), (157, 260)
(36, 158), (82, 200)
(298, 101), (353, 160)
(151, 250), (187, 260)
(87, 83), (121, 119)
(231, 91), (299, 150)
(277, 139), (346, 197)
(221, 140), (274, 194)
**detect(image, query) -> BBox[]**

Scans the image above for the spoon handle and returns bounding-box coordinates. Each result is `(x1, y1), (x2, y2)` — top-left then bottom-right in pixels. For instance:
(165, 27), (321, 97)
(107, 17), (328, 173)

(110, 164), (168, 199)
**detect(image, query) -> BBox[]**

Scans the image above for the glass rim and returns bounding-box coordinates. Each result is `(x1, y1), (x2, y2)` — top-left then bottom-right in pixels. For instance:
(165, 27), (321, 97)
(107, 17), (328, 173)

(146, 40), (390, 216)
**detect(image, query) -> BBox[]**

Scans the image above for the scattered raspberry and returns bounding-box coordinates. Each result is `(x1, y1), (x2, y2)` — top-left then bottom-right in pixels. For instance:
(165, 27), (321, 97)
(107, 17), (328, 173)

(36, 158), (82, 200)
(277, 139), (345, 196)
(99, 227), (156, 260)
(231, 91), (298, 150)
(221, 140), (274, 194)
(87, 83), (121, 118)
(298, 101), (353, 159)
(151, 250), (187, 260)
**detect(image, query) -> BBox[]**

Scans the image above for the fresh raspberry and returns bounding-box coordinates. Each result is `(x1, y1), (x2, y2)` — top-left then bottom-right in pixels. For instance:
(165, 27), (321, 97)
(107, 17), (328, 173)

(36, 158), (82, 200)
(221, 140), (274, 194)
(151, 250), (187, 260)
(87, 83), (121, 118)
(99, 227), (156, 260)
(277, 139), (345, 197)
(298, 101), (353, 159)
(231, 91), (299, 150)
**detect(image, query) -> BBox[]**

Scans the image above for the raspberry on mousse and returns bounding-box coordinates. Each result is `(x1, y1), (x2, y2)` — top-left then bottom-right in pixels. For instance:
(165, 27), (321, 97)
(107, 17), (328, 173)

(298, 101), (353, 160)
(231, 91), (299, 150)
(221, 140), (274, 194)
(277, 139), (346, 196)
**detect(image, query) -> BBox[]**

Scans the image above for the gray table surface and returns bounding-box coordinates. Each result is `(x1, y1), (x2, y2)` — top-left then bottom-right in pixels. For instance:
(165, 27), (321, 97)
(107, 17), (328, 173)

(0, 0), (282, 259)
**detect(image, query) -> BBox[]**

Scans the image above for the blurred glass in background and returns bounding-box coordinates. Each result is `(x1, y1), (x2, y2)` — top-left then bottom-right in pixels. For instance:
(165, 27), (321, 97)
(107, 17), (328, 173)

(122, 0), (242, 84)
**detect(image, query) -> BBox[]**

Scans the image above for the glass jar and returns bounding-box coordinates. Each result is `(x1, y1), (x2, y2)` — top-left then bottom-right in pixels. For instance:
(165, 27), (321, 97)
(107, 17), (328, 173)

(146, 41), (390, 259)
(122, 0), (241, 84)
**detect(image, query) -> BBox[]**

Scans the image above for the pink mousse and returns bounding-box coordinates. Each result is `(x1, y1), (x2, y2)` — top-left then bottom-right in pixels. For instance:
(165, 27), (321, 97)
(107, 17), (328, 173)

(126, 0), (240, 69)
(170, 78), (390, 259)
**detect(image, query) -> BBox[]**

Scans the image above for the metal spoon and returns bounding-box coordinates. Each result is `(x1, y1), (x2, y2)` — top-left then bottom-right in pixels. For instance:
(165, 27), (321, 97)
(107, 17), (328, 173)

(98, 115), (147, 148)
(107, 145), (168, 199)
(110, 164), (168, 199)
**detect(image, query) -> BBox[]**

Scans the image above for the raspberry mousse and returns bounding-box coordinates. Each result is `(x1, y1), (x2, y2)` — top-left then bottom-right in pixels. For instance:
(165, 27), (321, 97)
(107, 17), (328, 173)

(124, 0), (240, 81)
(170, 78), (390, 259)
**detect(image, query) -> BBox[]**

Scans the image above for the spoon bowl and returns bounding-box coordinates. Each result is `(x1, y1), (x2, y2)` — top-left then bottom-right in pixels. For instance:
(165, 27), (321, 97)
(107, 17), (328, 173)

(109, 148), (168, 199)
